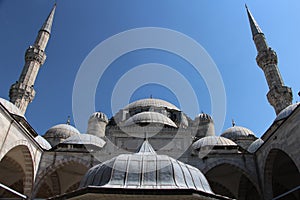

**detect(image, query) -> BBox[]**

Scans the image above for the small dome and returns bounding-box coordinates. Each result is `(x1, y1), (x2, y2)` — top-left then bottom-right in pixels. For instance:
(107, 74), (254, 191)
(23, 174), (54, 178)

(0, 98), (24, 117)
(221, 126), (255, 140)
(89, 112), (108, 123)
(61, 134), (106, 149)
(124, 98), (180, 111)
(192, 136), (237, 150)
(247, 138), (264, 153)
(124, 111), (177, 128)
(196, 113), (213, 122)
(80, 140), (213, 194)
(275, 102), (300, 122)
(35, 135), (51, 150)
(43, 124), (80, 146)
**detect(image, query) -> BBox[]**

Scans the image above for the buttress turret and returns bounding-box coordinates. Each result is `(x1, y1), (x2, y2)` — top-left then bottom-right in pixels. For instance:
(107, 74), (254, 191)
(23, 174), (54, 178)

(87, 112), (108, 138)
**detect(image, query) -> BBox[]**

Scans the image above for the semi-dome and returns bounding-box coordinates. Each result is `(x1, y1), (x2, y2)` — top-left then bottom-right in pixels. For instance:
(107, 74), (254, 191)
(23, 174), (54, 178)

(221, 126), (255, 140)
(89, 112), (108, 123)
(35, 135), (52, 150)
(123, 111), (177, 128)
(192, 136), (237, 150)
(124, 98), (180, 111)
(43, 124), (80, 146)
(247, 138), (264, 153)
(80, 140), (213, 194)
(275, 102), (300, 122)
(0, 97), (24, 117)
(61, 134), (106, 149)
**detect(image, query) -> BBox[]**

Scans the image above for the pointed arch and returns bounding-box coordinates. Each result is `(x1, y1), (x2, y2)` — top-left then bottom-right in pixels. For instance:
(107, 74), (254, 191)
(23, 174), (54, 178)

(264, 148), (300, 200)
(0, 144), (34, 197)
(205, 163), (261, 199)
(33, 157), (90, 199)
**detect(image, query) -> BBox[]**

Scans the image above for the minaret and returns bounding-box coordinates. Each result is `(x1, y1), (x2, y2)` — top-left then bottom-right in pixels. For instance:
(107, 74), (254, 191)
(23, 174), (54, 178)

(246, 5), (293, 115)
(9, 4), (56, 115)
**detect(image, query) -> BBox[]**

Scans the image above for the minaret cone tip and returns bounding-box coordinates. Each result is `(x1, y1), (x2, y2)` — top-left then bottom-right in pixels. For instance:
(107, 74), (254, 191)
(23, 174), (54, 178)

(245, 5), (263, 37)
(40, 3), (56, 34)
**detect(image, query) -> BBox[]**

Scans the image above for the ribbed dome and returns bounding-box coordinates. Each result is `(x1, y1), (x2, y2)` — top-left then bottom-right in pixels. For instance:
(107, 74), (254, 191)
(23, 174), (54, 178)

(0, 98), (24, 117)
(89, 112), (108, 123)
(124, 111), (177, 128)
(247, 138), (264, 153)
(35, 135), (51, 150)
(80, 140), (213, 194)
(124, 98), (180, 111)
(275, 102), (300, 122)
(43, 124), (80, 146)
(61, 134), (106, 149)
(192, 136), (237, 150)
(221, 126), (255, 140)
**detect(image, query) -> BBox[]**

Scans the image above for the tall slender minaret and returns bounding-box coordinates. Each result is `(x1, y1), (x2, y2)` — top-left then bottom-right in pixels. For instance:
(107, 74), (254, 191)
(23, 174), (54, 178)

(9, 4), (56, 115)
(246, 5), (293, 115)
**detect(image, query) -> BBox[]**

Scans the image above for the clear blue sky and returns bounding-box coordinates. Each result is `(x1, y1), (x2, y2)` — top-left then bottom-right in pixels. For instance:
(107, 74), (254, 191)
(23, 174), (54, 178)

(0, 0), (299, 137)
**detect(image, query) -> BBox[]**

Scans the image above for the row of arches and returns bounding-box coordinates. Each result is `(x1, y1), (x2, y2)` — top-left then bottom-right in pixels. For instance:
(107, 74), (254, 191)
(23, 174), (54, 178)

(205, 149), (300, 200)
(0, 145), (299, 199)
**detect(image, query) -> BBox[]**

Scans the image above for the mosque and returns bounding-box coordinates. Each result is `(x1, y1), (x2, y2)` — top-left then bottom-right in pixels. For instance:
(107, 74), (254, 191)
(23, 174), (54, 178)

(0, 3), (299, 200)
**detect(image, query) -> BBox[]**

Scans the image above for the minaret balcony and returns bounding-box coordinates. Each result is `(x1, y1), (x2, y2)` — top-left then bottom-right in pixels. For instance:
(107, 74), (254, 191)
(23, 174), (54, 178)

(256, 48), (278, 69)
(9, 82), (36, 102)
(25, 46), (46, 65)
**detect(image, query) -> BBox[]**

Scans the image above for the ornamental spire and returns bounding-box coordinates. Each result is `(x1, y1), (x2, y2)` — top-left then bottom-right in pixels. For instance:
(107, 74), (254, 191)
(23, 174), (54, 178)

(40, 3), (56, 34)
(245, 4), (263, 38)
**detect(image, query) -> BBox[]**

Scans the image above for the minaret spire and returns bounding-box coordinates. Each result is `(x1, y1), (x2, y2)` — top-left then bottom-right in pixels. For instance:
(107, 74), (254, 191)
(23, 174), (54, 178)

(9, 4), (56, 115)
(40, 3), (56, 34)
(245, 4), (263, 38)
(246, 6), (293, 115)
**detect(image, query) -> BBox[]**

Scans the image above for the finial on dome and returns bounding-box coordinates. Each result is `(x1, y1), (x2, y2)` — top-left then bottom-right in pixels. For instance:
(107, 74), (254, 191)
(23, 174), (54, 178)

(232, 119), (236, 127)
(66, 116), (71, 125)
(144, 132), (148, 141)
(150, 94), (153, 99)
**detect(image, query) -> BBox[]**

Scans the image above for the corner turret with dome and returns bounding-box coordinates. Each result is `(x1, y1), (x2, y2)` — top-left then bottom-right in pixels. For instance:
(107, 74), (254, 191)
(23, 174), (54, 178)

(87, 111), (108, 138)
(193, 112), (215, 140)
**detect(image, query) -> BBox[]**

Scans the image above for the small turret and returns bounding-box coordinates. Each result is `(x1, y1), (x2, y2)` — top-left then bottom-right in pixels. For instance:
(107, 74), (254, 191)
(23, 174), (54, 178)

(87, 112), (108, 138)
(193, 113), (215, 139)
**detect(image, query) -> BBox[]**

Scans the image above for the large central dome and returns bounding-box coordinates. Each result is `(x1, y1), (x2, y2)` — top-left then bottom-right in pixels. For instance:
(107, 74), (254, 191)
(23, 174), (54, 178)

(124, 98), (180, 111)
